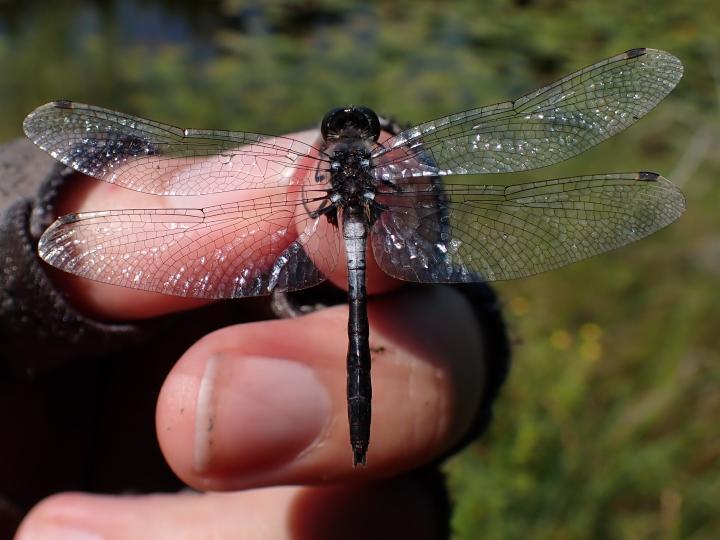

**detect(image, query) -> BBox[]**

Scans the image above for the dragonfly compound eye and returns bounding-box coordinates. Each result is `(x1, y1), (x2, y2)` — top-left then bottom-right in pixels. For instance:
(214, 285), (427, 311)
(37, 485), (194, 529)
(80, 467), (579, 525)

(321, 106), (380, 142)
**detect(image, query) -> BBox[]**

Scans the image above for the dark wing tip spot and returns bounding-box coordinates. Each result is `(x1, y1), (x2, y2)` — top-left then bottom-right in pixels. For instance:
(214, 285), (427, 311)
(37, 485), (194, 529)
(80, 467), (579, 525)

(53, 100), (73, 109)
(637, 171), (659, 182)
(624, 48), (647, 59)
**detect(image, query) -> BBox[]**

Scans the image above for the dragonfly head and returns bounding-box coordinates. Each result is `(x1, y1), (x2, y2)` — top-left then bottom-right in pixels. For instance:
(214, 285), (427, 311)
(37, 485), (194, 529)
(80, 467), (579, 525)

(321, 106), (380, 143)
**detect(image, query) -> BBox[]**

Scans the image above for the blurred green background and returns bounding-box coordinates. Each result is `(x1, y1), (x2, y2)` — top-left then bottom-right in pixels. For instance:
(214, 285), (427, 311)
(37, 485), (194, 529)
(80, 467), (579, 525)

(1, 0), (718, 538)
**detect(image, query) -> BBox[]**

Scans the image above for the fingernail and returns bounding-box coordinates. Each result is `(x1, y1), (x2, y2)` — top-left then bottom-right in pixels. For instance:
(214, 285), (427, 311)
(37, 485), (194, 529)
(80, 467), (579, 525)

(194, 354), (331, 474)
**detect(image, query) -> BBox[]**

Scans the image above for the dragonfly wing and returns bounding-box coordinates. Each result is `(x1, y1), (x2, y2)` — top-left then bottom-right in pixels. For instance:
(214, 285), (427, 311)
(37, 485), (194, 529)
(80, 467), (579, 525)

(372, 49), (683, 179)
(370, 173), (685, 282)
(23, 101), (326, 195)
(38, 191), (339, 297)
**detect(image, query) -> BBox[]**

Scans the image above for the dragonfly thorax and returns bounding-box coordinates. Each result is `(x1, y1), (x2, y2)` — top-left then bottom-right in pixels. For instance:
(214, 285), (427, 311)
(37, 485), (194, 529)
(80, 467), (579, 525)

(326, 145), (376, 207)
(320, 107), (379, 211)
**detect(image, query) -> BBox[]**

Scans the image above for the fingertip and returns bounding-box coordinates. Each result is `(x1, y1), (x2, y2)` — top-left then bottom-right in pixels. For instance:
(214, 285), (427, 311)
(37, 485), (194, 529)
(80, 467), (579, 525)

(157, 351), (333, 484)
(44, 263), (211, 320)
(156, 310), (351, 489)
(15, 493), (104, 540)
(42, 173), (214, 320)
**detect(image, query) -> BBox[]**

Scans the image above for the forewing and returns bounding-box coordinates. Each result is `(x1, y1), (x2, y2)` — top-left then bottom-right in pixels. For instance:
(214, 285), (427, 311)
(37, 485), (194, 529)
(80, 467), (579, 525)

(372, 49), (683, 179)
(38, 190), (339, 298)
(23, 101), (326, 195)
(371, 173), (685, 282)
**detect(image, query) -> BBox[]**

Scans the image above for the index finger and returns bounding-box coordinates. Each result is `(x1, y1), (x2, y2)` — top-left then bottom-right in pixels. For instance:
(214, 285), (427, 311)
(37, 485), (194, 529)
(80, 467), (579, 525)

(40, 129), (399, 320)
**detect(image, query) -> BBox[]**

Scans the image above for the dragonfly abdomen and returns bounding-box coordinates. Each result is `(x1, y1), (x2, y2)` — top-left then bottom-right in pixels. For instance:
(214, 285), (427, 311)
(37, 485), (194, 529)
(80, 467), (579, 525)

(343, 205), (372, 466)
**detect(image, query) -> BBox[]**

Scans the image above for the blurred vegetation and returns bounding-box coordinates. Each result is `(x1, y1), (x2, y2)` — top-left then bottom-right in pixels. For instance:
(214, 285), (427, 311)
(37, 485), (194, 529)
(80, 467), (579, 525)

(1, 0), (718, 538)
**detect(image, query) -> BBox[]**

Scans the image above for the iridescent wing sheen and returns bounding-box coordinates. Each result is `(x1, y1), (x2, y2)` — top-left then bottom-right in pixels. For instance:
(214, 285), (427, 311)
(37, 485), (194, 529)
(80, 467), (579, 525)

(23, 101), (328, 195)
(371, 49), (683, 180)
(370, 173), (685, 282)
(37, 187), (339, 298)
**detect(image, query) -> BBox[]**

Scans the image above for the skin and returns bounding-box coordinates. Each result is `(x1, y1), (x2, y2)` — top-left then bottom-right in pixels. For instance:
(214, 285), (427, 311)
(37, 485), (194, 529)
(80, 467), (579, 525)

(14, 131), (488, 540)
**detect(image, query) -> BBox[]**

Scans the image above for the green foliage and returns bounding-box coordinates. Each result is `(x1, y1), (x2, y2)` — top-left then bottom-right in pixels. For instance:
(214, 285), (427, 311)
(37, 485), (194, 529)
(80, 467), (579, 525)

(1, 0), (719, 537)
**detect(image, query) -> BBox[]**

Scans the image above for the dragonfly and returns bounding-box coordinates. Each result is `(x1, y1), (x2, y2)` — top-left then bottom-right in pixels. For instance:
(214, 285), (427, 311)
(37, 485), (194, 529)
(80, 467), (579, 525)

(24, 47), (686, 466)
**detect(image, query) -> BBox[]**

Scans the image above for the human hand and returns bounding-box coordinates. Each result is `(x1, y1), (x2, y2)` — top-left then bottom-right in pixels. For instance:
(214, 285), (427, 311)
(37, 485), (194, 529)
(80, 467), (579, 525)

(15, 131), (488, 539)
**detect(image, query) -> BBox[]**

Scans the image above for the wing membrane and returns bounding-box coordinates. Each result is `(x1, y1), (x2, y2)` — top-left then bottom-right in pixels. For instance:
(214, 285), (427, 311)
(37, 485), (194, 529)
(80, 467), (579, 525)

(372, 49), (683, 180)
(38, 189), (339, 298)
(371, 173), (685, 282)
(23, 101), (327, 196)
